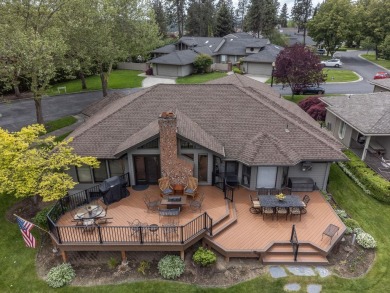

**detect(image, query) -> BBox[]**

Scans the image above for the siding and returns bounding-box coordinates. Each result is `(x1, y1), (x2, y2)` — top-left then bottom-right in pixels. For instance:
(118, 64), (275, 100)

(326, 112), (353, 147)
(287, 162), (330, 190)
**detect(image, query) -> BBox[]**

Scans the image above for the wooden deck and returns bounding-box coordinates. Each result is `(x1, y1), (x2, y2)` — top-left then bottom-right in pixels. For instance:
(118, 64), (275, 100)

(55, 186), (345, 264)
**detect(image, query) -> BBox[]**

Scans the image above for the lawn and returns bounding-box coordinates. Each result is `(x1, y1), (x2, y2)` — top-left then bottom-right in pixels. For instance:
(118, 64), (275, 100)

(267, 69), (359, 84)
(176, 72), (227, 84)
(45, 116), (77, 133)
(361, 53), (390, 70)
(46, 70), (144, 96)
(1, 164), (389, 292)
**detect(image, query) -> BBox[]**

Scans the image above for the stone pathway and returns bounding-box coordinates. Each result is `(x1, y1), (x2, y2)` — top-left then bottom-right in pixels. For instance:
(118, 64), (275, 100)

(268, 265), (331, 292)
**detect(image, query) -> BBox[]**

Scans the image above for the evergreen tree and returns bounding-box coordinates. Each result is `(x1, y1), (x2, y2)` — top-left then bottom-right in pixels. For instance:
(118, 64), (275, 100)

(291, 0), (312, 45)
(215, 0), (235, 36)
(166, 0), (186, 37)
(186, 0), (216, 36)
(236, 0), (249, 31)
(246, 0), (278, 38)
(152, 0), (167, 36)
(279, 3), (288, 28)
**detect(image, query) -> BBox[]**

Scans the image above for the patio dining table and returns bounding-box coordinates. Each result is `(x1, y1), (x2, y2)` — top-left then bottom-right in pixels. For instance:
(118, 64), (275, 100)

(258, 195), (305, 208)
(74, 204), (105, 220)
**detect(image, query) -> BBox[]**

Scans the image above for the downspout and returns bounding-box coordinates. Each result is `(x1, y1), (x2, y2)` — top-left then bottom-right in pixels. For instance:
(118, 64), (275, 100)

(362, 136), (371, 161)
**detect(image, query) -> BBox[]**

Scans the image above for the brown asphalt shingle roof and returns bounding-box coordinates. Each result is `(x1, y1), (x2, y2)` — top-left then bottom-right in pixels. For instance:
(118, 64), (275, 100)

(70, 75), (346, 165)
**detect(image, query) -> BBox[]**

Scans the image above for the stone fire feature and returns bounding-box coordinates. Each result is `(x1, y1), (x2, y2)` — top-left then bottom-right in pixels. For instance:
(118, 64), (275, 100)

(158, 111), (193, 185)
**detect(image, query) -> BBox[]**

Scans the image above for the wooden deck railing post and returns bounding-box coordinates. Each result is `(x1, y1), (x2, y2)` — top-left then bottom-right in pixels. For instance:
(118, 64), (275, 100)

(97, 226), (103, 244)
(181, 226), (184, 244)
(56, 226), (62, 244)
(209, 216), (213, 236)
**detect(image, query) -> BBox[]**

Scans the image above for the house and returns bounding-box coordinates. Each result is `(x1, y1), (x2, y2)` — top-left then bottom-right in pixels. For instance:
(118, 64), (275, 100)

(369, 78), (390, 92)
(148, 35), (282, 77)
(69, 74), (346, 191)
(321, 93), (390, 164)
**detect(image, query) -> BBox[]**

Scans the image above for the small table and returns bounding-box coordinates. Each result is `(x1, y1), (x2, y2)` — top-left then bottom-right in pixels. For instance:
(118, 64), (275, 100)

(149, 224), (159, 232)
(322, 224), (340, 244)
(74, 204), (104, 220)
(173, 184), (184, 195)
(161, 196), (187, 209)
(258, 195), (305, 208)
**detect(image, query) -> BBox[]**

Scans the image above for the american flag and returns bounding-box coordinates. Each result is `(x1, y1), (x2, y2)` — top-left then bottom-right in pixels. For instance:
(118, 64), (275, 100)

(16, 216), (36, 248)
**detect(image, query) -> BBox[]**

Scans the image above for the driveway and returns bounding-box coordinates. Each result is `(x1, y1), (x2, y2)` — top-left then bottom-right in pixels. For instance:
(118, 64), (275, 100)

(141, 74), (176, 87)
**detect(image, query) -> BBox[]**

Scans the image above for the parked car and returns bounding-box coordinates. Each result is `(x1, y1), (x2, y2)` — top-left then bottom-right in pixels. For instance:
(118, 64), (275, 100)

(321, 59), (343, 68)
(373, 71), (390, 79)
(317, 48), (326, 55)
(293, 86), (325, 95)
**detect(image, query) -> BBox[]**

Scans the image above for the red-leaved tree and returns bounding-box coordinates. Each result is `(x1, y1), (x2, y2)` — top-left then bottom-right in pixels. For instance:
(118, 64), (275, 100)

(273, 44), (326, 96)
(298, 96), (322, 112)
(299, 96), (327, 121)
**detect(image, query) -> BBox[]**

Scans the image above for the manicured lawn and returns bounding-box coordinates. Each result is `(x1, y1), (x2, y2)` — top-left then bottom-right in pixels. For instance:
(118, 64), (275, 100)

(323, 69), (360, 82)
(361, 53), (390, 70)
(176, 72), (227, 84)
(1, 164), (389, 291)
(45, 116), (77, 133)
(283, 93), (337, 104)
(54, 131), (72, 142)
(46, 70), (144, 96)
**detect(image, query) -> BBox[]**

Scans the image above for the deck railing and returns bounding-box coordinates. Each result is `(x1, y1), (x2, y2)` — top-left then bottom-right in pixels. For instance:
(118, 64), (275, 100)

(290, 224), (299, 261)
(47, 173), (213, 245)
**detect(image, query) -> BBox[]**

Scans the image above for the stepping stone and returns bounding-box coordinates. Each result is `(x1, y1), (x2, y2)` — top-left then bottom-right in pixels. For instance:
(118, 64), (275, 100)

(269, 266), (287, 278)
(307, 284), (322, 293)
(286, 266), (316, 276)
(284, 283), (301, 291)
(315, 266), (331, 278)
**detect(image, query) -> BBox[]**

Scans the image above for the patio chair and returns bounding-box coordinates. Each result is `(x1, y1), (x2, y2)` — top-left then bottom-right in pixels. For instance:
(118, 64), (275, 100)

(379, 160), (390, 173)
(302, 195), (310, 207)
(158, 177), (174, 197)
(82, 219), (96, 233)
(144, 192), (161, 212)
(128, 219), (144, 239)
(249, 194), (261, 214)
(184, 176), (198, 198)
(281, 187), (292, 195)
(189, 192), (205, 212)
(275, 207), (288, 220)
(289, 207), (302, 221)
(262, 207), (274, 220)
(257, 188), (270, 195)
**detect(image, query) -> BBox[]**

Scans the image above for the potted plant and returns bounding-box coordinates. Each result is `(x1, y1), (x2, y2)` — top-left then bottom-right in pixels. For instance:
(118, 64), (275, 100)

(275, 193), (286, 201)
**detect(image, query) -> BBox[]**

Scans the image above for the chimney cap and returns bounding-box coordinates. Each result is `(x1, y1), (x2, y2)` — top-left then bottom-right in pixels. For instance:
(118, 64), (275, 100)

(160, 111), (176, 118)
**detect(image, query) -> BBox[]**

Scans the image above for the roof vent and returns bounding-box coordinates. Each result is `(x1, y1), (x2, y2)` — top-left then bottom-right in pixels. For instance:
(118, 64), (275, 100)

(205, 40), (209, 44)
(230, 38), (233, 41)
(285, 123), (290, 133)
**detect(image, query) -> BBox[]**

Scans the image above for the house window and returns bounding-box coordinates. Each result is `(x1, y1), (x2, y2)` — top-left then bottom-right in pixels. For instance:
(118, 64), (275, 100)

(93, 160), (108, 182)
(180, 140), (200, 149)
(221, 55), (227, 63)
(181, 153), (194, 160)
(242, 165), (251, 187)
(109, 159), (126, 177)
(338, 121), (346, 139)
(137, 138), (159, 149)
(225, 161), (238, 174)
(76, 165), (93, 183)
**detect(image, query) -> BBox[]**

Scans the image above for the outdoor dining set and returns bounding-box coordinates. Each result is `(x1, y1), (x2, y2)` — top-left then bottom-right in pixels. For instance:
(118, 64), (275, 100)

(249, 187), (310, 221)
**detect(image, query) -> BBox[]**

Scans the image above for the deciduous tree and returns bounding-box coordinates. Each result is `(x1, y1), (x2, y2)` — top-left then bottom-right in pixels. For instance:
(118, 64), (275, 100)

(193, 54), (213, 73)
(0, 124), (99, 202)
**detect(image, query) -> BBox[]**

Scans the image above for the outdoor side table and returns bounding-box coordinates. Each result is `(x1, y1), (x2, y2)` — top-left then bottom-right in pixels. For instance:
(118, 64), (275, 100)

(322, 224), (340, 244)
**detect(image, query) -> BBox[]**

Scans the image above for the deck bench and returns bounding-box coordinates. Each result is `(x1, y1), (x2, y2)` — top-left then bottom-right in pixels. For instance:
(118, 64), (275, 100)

(158, 208), (180, 220)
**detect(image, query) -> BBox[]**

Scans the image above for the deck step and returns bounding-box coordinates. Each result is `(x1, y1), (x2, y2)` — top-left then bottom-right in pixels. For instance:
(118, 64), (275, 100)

(267, 243), (321, 255)
(211, 201), (237, 236)
(262, 254), (329, 265)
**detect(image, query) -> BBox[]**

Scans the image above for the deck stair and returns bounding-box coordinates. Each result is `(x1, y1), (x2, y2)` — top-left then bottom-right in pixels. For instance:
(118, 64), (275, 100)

(210, 200), (237, 237)
(262, 242), (329, 265)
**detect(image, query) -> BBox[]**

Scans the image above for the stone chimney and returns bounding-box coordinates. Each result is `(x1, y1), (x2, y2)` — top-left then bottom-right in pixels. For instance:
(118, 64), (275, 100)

(158, 111), (193, 185)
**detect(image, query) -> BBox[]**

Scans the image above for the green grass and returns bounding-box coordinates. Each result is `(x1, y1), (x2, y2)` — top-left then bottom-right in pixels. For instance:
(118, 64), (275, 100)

(267, 69), (359, 84)
(361, 53), (390, 70)
(54, 131), (72, 142)
(45, 116), (77, 133)
(46, 70), (144, 96)
(2, 164), (390, 291)
(176, 72), (227, 84)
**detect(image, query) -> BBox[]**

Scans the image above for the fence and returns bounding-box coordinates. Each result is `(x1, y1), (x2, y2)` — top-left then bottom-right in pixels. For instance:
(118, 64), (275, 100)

(117, 62), (149, 71)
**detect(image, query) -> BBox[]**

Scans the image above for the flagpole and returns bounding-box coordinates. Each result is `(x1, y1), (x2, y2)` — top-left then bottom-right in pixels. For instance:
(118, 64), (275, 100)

(14, 214), (50, 234)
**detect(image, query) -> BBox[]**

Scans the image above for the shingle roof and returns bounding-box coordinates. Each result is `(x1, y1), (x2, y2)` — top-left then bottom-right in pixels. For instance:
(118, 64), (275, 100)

(82, 91), (129, 117)
(216, 38), (270, 56)
(150, 44), (176, 54)
(178, 37), (224, 51)
(321, 93), (390, 135)
(241, 44), (282, 63)
(70, 75), (346, 164)
(369, 78), (390, 91)
(149, 50), (198, 65)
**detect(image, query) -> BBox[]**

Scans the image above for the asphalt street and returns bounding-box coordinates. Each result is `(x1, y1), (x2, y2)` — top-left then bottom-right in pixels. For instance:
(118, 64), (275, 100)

(0, 50), (387, 132)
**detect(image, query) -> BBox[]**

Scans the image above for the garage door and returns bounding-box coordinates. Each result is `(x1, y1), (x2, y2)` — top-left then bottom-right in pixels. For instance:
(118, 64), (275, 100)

(247, 63), (271, 75)
(156, 64), (178, 77)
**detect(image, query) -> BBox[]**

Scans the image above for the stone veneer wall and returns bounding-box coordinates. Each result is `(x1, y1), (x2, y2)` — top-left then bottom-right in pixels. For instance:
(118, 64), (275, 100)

(158, 112), (193, 185)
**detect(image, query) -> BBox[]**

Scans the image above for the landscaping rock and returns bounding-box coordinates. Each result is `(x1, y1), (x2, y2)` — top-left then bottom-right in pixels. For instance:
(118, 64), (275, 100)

(286, 266), (316, 276)
(284, 283), (301, 291)
(315, 266), (331, 278)
(343, 246), (353, 253)
(269, 266), (287, 278)
(307, 284), (322, 293)
(216, 261), (227, 272)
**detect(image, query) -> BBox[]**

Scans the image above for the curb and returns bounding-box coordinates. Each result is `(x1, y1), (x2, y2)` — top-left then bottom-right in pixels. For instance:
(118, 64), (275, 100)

(358, 54), (390, 72)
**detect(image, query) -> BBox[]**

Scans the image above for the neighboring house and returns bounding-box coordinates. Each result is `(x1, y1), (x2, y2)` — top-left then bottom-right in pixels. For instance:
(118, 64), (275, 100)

(279, 28), (316, 47)
(69, 74), (345, 191)
(148, 34), (282, 77)
(321, 93), (390, 161)
(369, 78), (390, 92)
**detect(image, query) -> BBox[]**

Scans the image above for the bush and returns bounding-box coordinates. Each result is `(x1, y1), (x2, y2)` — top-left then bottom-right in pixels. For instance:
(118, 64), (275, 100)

(344, 227), (353, 235)
(343, 218), (361, 230)
(192, 247), (217, 267)
(298, 96), (321, 112)
(356, 232), (377, 249)
(335, 209), (348, 219)
(306, 102), (326, 121)
(158, 255), (185, 279)
(137, 260), (150, 275)
(232, 67), (242, 74)
(354, 227), (364, 235)
(46, 263), (75, 288)
(193, 54), (213, 74)
(343, 150), (390, 203)
(33, 206), (53, 230)
(107, 257), (119, 269)
(145, 67), (153, 75)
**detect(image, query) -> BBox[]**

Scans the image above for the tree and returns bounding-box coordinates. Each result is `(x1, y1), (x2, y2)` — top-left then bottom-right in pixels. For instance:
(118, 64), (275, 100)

(215, 1), (235, 37)
(237, 0), (249, 31)
(279, 3), (288, 28)
(152, 0), (167, 37)
(193, 54), (213, 73)
(273, 44), (326, 97)
(186, 0), (216, 36)
(307, 0), (352, 57)
(291, 0), (312, 45)
(246, 0), (278, 38)
(166, 0), (186, 37)
(0, 124), (98, 203)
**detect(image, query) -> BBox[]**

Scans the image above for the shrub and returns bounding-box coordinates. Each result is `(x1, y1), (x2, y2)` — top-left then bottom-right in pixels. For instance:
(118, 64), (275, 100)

(344, 227), (353, 235)
(335, 209), (348, 218)
(342, 150), (390, 203)
(232, 67), (242, 74)
(356, 232), (377, 249)
(354, 227), (364, 235)
(137, 260), (150, 275)
(306, 102), (326, 121)
(343, 218), (361, 230)
(145, 67), (153, 75)
(193, 54), (213, 74)
(107, 257), (119, 269)
(192, 247), (217, 267)
(158, 255), (185, 279)
(298, 96), (321, 112)
(46, 263), (75, 288)
(33, 206), (53, 230)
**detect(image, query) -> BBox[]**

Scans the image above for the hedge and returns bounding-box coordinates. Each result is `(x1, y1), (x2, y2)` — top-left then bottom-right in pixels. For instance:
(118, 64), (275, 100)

(343, 150), (390, 202)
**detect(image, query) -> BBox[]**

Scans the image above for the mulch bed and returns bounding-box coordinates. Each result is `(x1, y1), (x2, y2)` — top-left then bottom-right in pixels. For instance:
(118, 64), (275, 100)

(1, 92), (33, 103)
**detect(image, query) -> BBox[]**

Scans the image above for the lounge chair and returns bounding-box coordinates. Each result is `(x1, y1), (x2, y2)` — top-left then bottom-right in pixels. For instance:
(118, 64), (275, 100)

(184, 176), (198, 198)
(158, 177), (174, 197)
